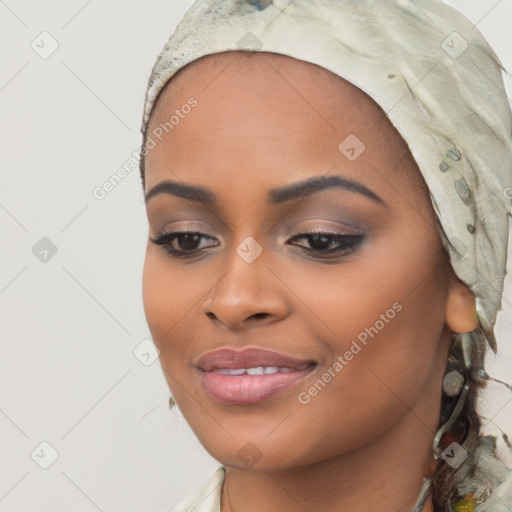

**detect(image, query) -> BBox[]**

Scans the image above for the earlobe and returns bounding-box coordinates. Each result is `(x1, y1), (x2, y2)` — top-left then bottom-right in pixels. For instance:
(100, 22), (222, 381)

(445, 278), (479, 334)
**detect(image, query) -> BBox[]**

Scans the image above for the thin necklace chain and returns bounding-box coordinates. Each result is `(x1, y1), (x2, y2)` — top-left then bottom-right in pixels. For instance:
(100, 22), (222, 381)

(224, 471), (233, 512)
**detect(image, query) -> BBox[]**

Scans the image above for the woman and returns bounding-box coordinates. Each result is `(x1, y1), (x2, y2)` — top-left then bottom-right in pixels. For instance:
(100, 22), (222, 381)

(138, 1), (512, 510)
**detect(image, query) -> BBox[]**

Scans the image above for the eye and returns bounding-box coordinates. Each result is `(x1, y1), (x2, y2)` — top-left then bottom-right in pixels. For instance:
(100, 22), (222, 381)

(150, 230), (219, 258)
(287, 229), (365, 257)
(150, 228), (365, 260)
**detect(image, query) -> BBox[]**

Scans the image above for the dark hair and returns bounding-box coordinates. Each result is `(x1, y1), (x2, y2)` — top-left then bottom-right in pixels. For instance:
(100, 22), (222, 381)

(430, 331), (489, 511)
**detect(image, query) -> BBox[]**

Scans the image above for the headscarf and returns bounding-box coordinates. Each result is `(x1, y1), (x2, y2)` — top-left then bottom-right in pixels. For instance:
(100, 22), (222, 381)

(139, 1), (512, 510)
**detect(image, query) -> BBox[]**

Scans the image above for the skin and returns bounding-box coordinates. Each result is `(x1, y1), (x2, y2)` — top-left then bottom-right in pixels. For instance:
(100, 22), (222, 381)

(141, 51), (478, 512)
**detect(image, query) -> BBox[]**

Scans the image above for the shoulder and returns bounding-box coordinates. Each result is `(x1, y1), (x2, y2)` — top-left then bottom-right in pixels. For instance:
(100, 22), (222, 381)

(454, 435), (512, 512)
(167, 466), (226, 512)
(475, 469), (512, 512)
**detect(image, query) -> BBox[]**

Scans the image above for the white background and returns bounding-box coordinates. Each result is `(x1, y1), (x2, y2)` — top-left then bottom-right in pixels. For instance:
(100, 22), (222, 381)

(1, 1), (511, 510)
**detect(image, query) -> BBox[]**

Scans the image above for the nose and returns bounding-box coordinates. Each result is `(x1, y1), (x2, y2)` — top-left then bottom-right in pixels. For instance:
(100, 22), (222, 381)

(202, 247), (290, 331)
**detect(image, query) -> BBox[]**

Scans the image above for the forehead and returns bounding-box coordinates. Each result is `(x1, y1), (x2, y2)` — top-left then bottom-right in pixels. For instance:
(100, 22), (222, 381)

(144, 51), (428, 202)
(149, 51), (381, 128)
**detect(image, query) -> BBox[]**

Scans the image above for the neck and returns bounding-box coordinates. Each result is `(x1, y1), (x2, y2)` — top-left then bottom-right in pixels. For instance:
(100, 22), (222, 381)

(221, 409), (437, 512)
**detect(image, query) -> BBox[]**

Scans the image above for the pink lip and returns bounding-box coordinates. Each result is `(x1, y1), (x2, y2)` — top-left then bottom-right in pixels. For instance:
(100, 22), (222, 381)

(196, 347), (317, 405)
(196, 347), (315, 371)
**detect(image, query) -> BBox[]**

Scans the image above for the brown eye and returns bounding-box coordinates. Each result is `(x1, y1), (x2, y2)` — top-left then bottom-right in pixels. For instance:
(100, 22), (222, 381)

(150, 231), (219, 258)
(288, 231), (365, 257)
(174, 233), (201, 250)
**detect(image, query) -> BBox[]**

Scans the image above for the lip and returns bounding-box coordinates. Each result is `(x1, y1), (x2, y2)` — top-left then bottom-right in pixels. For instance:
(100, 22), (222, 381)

(196, 347), (315, 371)
(196, 347), (317, 405)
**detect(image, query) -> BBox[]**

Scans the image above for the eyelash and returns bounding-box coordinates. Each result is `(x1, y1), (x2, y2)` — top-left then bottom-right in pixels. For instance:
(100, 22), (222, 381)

(150, 229), (365, 260)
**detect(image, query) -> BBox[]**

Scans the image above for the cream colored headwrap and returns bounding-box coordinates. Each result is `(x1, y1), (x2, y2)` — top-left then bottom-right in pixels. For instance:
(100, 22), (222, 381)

(140, 0), (512, 351)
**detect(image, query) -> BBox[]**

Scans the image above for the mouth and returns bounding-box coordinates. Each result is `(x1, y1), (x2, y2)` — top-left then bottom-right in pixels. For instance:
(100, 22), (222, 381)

(196, 347), (317, 405)
(212, 364), (310, 375)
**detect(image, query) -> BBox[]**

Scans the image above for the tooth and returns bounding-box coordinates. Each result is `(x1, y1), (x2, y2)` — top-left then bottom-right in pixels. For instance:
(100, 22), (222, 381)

(215, 368), (247, 375)
(214, 365), (310, 376)
(246, 366), (265, 375)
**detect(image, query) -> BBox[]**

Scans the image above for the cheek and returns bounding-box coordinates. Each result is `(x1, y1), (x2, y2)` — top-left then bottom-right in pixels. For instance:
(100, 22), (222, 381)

(274, 239), (448, 405)
(142, 246), (217, 360)
(142, 248), (169, 342)
(142, 248), (190, 350)
(275, 243), (445, 350)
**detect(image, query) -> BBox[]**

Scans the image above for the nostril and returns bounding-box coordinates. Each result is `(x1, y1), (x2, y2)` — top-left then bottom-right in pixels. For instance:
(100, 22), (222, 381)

(249, 313), (269, 320)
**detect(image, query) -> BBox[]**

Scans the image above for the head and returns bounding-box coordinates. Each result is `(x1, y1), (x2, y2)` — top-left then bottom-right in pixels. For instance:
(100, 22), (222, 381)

(140, 51), (479, 472)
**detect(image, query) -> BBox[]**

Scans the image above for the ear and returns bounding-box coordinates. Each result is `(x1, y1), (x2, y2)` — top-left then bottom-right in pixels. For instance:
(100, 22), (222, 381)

(445, 273), (478, 334)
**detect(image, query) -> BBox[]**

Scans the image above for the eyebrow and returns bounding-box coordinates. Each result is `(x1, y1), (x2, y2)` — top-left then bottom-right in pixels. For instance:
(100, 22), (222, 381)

(144, 175), (386, 206)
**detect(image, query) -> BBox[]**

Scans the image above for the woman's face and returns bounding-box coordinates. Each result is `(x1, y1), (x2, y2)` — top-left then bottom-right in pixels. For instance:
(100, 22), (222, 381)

(142, 51), (470, 470)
